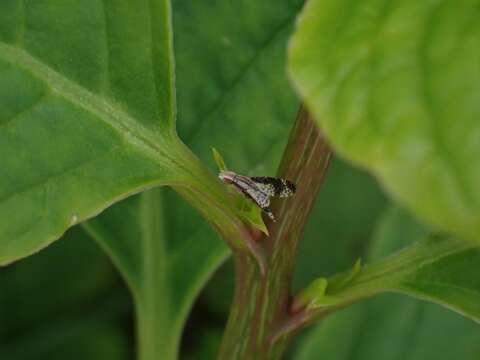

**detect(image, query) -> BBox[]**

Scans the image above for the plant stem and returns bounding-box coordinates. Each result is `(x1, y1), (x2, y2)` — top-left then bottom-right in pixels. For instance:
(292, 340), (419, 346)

(218, 107), (332, 359)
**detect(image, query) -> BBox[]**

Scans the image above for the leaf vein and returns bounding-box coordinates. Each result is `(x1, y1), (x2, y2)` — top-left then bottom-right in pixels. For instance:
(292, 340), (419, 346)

(185, 7), (302, 142)
(403, 280), (480, 299)
(0, 90), (49, 130)
(0, 42), (172, 163)
(0, 148), (115, 205)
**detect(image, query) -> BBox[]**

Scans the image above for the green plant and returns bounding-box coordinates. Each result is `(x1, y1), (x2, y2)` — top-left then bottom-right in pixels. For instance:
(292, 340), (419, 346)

(1, 0), (479, 359)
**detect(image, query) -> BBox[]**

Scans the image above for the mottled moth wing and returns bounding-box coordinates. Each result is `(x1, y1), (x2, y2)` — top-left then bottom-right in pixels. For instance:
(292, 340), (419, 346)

(250, 177), (296, 198)
(225, 173), (275, 220)
(242, 184), (274, 219)
(218, 171), (296, 221)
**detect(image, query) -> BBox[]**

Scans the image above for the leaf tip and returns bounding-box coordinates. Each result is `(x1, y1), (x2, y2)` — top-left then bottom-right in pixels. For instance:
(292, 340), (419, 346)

(212, 147), (228, 171)
(239, 201), (269, 236)
(293, 277), (329, 312)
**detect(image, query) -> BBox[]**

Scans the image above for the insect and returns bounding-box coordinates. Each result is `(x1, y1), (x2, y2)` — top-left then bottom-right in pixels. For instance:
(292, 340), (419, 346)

(218, 170), (296, 221)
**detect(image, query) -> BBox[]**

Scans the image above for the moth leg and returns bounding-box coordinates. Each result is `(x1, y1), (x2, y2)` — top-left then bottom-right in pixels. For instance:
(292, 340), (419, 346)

(263, 207), (276, 222)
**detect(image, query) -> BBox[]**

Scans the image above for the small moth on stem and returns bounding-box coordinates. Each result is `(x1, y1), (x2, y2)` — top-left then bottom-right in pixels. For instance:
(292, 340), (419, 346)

(219, 170), (296, 221)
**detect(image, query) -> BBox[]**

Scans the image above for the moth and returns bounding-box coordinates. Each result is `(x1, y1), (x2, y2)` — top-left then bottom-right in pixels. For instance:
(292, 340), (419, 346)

(219, 170), (296, 221)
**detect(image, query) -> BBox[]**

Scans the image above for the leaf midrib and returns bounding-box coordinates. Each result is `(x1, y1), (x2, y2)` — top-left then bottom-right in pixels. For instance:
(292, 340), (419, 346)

(184, 4), (303, 143)
(331, 239), (475, 301)
(402, 279), (480, 299)
(0, 42), (174, 165)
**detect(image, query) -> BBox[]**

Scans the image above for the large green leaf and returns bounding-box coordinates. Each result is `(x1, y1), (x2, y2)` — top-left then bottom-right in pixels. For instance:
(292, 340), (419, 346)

(0, 0), (189, 264)
(289, 0), (480, 242)
(294, 207), (480, 360)
(174, 0), (304, 167)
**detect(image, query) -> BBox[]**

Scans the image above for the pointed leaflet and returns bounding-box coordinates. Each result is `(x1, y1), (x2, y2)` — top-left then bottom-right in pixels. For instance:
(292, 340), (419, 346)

(289, 0), (480, 242)
(295, 207), (480, 325)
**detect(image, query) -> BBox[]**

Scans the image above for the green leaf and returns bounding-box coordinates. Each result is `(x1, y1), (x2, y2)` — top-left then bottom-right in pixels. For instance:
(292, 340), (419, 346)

(0, 0), (189, 264)
(84, 188), (229, 360)
(212, 148), (228, 172)
(295, 295), (480, 360)
(294, 207), (480, 360)
(174, 0), (304, 170)
(294, 277), (328, 310)
(350, 208), (480, 322)
(289, 0), (480, 242)
(324, 258), (361, 295)
(238, 200), (269, 236)
(296, 206), (480, 324)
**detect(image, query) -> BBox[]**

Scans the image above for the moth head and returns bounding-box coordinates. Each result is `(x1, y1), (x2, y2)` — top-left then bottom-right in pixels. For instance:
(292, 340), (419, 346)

(218, 170), (236, 184)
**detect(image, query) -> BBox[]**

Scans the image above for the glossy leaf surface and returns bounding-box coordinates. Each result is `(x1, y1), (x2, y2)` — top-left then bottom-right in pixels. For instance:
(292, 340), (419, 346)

(289, 0), (480, 242)
(0, 0), (182, 264)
